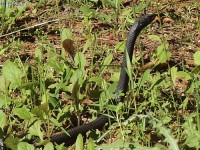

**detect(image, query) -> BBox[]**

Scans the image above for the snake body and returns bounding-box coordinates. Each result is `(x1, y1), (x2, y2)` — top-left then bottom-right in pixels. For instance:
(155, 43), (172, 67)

(1, 14), (157, 149)
(49, 14), (157, 145)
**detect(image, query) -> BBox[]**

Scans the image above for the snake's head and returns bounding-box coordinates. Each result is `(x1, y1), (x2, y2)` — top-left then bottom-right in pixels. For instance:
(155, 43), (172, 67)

(137, 14), (157, 29)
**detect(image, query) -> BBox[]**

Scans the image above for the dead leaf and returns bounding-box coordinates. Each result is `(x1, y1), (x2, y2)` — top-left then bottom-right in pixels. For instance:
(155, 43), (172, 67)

(139, 59), (159, 73)
(163, 17), (174, 23)
(62, 39), (75, 58)
(82, 98), (93, 105)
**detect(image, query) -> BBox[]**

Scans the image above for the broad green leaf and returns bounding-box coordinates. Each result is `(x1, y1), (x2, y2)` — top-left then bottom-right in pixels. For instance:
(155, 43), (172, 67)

(76, 134), (83, 150)
(17, 142), (34, 150)
(110, 72), (120, 82)
(0, 76), (9, 93)
(55, 143), (67, 150)
(29, 120), (43, 140)
(152, 121), (179, 150)
(13, 107), (32, 120)
(89, 76), (103, 84)
(61, 28), (72, 42)
(194, 51), (200, 65)
(0, 95), (13, 108)
(48, 56), (64, 73)
(156, 42), (171, 64)
(148, 35), (161, 43)
(31, 106), (45, 120)
(184, 134), (200, 148)
(80, 5), (96, 18)
(44, 142), (54, 150)
(134, 2), (149, 13)
(0, 110), (7, 129)
(87, 138), (95, 150)
(4, 136), (19, 150)
(2, 60), (25, 89)
(177, 71), (192, 80)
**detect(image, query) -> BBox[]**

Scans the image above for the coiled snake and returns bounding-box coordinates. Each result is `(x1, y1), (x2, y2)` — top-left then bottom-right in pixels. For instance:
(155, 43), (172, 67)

(2, 14), (157, 148)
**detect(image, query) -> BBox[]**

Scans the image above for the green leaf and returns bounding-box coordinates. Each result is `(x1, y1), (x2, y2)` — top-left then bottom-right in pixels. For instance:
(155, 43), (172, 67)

(184, 134), (200, 148)
(0, 110), (7, 129)
(0, 95), (12, 108)
(55, 143), (67, 150)
(156, 42), (171, 64)
(170, 66), (177, 86)
(89, 76), (103, 84)
(116, 41), (125, 52)
(29, 119), (43, 140)
(192, 65), (200, 74)
(177, 71), (192, 80)
(138, 69), (151, 89)
(101, 54), (113, 72)
(48, 56), (64, 73)
(80, 5), (96, 18)
(34, 49), (42, 60)
(76, 134), (83, 150)
(17, 142), (34, 150)
(50, 117), (61, 127)
(61, 28), (72, 42)
(148, 35), (161, 43)
(83, 35), (94, 53)
(2, 60), (25, 89)
(0, 46), (8, 55)
(134, 2), (149, 13)
(50, 118), (69, 136)
(151, 120), (179, 150)
(74, 52), (86, 71)
(44, 142), (54, 150)
(31, 106), (45, 120)
(87, 138), (95, 150)
(194, 51), (200, 65)
(4, 136), (19, 150)
(13, 107), (32, 120)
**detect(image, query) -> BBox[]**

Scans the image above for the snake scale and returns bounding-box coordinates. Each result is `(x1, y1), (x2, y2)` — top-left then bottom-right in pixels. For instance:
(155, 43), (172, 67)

(1, 14), (157, 149)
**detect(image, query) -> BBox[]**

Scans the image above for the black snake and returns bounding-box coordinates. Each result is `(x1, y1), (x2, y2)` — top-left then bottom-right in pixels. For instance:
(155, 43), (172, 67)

(48, 14), (157, 145)
(1, 14), (157, 149)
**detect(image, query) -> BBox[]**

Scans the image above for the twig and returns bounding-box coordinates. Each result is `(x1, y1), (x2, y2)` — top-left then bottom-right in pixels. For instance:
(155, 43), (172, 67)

(0, 19), (62, 38)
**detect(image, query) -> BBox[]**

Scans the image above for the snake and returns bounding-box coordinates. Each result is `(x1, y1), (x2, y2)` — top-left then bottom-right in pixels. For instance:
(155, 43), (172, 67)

(1, 14), (157, 149)
(48, 14), (157, 146)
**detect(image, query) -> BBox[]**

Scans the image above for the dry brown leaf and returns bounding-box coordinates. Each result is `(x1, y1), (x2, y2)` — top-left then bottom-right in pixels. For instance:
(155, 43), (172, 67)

(62, 39), (75, 58)
(139, 59), (159, 73)
(82, 98), (93, 105)
(163, 17), (174, 23)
